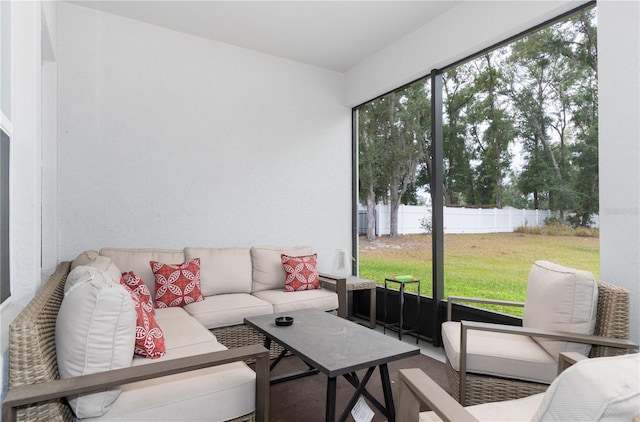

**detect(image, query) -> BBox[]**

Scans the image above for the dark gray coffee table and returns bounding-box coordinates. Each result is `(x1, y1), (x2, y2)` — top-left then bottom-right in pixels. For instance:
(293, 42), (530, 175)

(244, 309), (419, 422)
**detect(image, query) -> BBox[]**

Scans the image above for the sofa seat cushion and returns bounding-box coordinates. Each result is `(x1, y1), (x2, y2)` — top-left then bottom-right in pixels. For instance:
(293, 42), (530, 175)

(100, 248), (185, 302)
(252, 288), (339, 314)
(154, 307), (218, 350)
(183, 293), (273, 329)
(419, 393), (544, 422)
(83, 340), (256, 422)
(441, 321), (558, 384)
(185, 247), (253, 296)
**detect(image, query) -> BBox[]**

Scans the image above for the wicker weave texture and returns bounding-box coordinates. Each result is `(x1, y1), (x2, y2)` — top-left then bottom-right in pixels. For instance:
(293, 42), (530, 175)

(8, 262), (73, 422)
(445, 280), (631, 405)
(212, 324), (285, 359)
(590, 281), (630, 357)
(445, 359), (547, 405)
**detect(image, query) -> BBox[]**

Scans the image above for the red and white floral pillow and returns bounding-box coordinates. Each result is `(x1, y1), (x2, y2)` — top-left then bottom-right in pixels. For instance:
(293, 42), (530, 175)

(281, 253), (320, 291)
(121, 271), (155, 315)
(150, 258), (205, 308)
(121, 283), (166, 359)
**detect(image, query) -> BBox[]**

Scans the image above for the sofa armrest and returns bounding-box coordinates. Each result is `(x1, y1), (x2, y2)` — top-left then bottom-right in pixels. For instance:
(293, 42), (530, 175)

(2, 344), (270, 422)
(447, 295), (525, 321)
(557, 351), (588, 374)
(318, 273), (347, 315)
(397, 368), (478, 422)
(457, 320), (638, 402)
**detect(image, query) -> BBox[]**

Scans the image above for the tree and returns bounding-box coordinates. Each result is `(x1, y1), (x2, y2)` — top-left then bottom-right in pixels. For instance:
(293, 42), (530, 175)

(358, 97), (391, 240)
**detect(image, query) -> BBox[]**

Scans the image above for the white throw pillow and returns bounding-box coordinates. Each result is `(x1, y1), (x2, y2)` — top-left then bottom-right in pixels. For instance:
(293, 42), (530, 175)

(523, 260), (598, 358)
(533, 354), (640, 421)
(56, 266), (136, 419)
(250, 246), (312, 292)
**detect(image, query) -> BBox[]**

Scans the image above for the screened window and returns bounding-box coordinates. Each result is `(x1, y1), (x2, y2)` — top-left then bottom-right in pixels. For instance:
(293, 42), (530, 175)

(355, 4), (598, 323)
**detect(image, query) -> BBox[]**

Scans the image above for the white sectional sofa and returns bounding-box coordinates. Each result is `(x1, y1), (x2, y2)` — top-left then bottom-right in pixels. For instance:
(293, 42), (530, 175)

(93, 245), (338, 329)
(5, 245), (338, 422)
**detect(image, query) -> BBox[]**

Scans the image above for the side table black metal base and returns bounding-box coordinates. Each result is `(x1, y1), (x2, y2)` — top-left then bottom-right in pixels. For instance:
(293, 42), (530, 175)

(383, 278), (420, 344)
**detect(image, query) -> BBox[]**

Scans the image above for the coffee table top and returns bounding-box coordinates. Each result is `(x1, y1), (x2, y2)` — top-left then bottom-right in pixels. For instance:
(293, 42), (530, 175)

(245, 309), (419, 377)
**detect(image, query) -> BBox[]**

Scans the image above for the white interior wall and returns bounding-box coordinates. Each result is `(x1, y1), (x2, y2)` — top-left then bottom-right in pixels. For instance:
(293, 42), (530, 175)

(56, 3), (352, 273)
(10, 1), (42, 303)
(598, 0), (640, 345)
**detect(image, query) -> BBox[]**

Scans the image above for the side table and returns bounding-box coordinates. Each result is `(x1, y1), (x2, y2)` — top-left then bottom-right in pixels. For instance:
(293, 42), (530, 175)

(383, 277), (420, 343)
(319, 273), (377, 328)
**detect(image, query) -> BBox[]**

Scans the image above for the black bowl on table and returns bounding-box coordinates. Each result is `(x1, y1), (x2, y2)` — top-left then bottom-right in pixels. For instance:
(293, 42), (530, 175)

(275, 316), (294, 326)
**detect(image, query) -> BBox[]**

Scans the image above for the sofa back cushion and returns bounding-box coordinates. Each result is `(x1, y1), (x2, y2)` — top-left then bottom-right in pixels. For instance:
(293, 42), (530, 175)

(533, 353), (640, 421)
(56, 266), (136, 419)
(184, 247), (252, 296)
(100, 248), (184, 303)
(523, 260), (598, 359)
(250, 246), (313, 292)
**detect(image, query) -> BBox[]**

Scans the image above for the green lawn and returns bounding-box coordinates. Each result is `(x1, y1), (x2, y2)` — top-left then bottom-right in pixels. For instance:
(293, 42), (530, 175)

(358, 233), (600, 316)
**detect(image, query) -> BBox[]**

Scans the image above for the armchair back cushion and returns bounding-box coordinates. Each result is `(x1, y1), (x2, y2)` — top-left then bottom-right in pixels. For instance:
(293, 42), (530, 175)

(250, 245), (312, 292)
(185, 247), (252, 296)
(533, 353), (639, 421)
(523, 260), (598, 358)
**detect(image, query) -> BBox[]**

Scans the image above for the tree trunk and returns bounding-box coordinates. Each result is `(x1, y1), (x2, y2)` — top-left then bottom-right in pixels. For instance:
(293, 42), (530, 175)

(366, 184), (376, 241)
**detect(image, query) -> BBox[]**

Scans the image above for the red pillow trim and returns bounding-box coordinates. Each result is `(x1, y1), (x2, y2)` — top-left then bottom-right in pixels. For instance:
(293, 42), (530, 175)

(121, 282), (166, 359)
(150, 258), (205, 308)
(281, 253), (320, 292)
(121, 271), (155, 315)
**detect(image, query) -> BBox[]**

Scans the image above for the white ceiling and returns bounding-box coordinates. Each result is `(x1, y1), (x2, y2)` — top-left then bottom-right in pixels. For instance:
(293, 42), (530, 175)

(68, 1), (462, 72)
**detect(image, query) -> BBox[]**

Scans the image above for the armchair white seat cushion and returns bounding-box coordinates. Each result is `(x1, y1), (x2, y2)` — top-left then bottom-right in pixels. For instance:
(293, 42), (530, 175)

(441, 321), (558, 383)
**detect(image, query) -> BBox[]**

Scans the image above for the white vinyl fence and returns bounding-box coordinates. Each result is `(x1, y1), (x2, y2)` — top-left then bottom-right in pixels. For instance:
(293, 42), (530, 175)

(359, 204), (557, 236)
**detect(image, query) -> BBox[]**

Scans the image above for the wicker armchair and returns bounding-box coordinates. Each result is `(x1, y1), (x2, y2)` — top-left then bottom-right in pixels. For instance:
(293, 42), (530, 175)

(442, 261), (638, 406)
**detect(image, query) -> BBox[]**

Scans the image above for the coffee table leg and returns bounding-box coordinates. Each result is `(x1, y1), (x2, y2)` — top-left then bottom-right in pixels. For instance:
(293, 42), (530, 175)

(326, 376), (337, 422)
(380, 363), (395, 422)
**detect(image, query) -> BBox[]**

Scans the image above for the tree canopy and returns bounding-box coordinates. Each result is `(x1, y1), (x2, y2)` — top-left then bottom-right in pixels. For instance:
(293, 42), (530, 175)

(358, 6), (598, 238)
